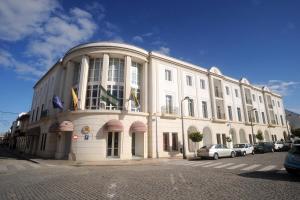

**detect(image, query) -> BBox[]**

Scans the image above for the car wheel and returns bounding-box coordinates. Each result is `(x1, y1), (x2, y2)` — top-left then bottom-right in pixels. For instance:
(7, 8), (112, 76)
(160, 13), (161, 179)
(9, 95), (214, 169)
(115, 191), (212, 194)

(242, 151), (246, 156)
(231, 152), (235, 158)
(213, 153), (219, 160)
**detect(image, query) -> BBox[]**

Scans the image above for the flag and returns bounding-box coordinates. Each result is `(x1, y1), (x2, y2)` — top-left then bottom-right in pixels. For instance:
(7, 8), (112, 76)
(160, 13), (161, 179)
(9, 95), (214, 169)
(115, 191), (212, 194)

(130, 88), (140, 107)
(52, 95), (64, 110)
(71, 88), (78, 110)
(100, 85), (119, 106)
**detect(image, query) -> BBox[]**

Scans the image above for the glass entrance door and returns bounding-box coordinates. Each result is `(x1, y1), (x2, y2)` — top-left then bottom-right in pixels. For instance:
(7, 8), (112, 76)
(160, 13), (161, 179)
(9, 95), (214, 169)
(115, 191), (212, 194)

(107, 132), (119, 157)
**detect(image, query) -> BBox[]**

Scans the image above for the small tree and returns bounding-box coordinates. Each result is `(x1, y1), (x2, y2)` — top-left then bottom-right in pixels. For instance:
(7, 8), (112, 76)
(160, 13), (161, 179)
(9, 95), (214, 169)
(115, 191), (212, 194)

(256, 131), (264, 141)
(189, 132), (203, 157)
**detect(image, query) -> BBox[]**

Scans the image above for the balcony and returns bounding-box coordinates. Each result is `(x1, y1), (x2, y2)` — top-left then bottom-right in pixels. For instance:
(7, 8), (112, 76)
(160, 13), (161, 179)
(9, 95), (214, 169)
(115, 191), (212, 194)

(161, 106), (179, 118)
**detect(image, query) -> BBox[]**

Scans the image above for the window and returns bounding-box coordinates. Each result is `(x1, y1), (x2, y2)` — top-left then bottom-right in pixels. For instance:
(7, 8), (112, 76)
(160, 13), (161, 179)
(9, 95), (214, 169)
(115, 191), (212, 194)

(88, 58), (102, 82)
(163, 133), (169, 151)
(106, 85), (124, 110)
(255, 111), (259, 123)
(217, 106), (222, 119)
(188, 99), (194, 117)
(165, 95), (173, 114)
(31, 109), (35, 122)
(216, 134), (221, 144)
(259, 96), (262, 103)
(280, 115), (284, 126)
(131, 62), (141, 86)
(165, 69), (172, 81)
(225, 86), (230, 95)
(237, 107), (242, 122)
(86, 85), (102, 109)
(108, 58), (124, 82)
(252, 94), (256, 102)
(275, 114), (278, 125)
(272, 100), (275, 106)
(202, 101), (208, 118)
(200, 79), (205, 89)
(35, 107), (39, 121)
(235, 89), (239, 98)
(228, 106), (233, 121)
(277, 101), (280, 107)
(262, 112), (266, 124)
(186, 75), (192, 86)
(40, 133), (47, 151)
(73, 62), (81, 85)
(172, 133), (178, 151)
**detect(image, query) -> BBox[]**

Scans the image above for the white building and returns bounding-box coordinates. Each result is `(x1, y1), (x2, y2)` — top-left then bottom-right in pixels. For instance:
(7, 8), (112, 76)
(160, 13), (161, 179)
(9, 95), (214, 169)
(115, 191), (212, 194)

(25, 42), (289, 161)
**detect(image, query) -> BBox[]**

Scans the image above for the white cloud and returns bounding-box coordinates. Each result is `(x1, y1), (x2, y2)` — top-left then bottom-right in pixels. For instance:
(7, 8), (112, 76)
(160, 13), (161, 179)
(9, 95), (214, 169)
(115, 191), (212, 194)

(0, 0), (59, 41)
(154, 46), (170, 55)
(256, 80), (300, 96)
(132, 36), (144, 43)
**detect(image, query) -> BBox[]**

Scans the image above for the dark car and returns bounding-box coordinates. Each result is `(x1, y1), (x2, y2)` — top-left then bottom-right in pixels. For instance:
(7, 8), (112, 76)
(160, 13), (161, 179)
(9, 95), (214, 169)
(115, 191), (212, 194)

(284, 142), (300, 174)
(254, 142), (275, 153)
(282, 140), (293, 151)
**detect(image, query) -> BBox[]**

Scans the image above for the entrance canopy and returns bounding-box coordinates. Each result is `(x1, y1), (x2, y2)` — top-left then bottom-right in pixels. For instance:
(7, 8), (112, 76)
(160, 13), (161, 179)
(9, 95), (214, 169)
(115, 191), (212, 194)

(105, 119), (123, 132)
(49, 121), (74, 132)
(130, 121), (147, 133)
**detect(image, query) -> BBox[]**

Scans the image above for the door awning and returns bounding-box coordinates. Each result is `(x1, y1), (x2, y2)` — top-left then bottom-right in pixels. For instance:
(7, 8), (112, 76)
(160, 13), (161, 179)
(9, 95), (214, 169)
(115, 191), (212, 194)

(130, 121), (147, 133)
(105, 119), (123, 132)
(49, 121), (74, 132)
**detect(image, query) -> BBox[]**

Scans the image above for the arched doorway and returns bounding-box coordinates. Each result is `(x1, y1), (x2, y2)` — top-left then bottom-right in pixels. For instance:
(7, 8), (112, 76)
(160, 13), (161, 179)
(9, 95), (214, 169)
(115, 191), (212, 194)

(187, 126), (199, 152)
(130, 121), (147, 158)
(203, 127), (213, 147)
(105, 119), (124, 158)
(239, 129), (247, 143)
(230, 128), (237, 145)
(264, 130), (270, 142)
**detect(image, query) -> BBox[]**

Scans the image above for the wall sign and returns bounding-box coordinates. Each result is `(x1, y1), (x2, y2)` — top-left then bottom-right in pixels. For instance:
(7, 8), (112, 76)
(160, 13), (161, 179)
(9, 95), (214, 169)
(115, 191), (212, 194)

(84, 134), (89, 140)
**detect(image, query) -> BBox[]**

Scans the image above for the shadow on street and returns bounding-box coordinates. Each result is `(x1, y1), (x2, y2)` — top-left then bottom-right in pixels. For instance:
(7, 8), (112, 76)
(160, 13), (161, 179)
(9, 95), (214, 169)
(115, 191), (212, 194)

(238, 170), (300, 182)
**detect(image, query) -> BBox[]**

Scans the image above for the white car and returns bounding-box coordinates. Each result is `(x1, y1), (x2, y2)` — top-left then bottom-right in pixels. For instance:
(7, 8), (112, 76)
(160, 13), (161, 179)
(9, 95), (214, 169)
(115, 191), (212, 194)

(274, 141), (284, 151)
(197, 144), (235, 160)
(233, 143), (254, 156)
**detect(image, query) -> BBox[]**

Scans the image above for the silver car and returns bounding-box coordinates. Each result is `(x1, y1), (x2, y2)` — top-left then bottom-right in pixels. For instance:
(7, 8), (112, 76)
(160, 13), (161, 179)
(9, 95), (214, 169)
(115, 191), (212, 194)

(197, 144), (235, 160)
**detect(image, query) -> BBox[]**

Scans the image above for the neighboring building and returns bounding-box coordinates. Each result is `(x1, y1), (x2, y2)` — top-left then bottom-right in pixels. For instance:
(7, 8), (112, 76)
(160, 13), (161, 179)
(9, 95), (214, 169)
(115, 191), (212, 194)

(25, 42), (289, 161)
(286, 109), (300, 130)
(9, 112), (30, 151)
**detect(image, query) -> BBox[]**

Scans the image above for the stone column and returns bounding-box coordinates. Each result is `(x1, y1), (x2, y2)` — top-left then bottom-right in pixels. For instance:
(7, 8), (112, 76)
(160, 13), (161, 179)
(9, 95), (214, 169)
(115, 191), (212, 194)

(142, 62), (148, 112)
(101, 54), (109, 88)
(78, 55), (89, 110)
(124, 56), (131, 111)
(62, 61), (74, 111)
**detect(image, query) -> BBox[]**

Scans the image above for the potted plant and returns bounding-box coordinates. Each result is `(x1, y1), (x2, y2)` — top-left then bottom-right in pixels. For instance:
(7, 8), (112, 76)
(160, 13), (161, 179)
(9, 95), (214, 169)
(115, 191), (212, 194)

(188, 132), (203, 157)
(256, 130), (264, 142)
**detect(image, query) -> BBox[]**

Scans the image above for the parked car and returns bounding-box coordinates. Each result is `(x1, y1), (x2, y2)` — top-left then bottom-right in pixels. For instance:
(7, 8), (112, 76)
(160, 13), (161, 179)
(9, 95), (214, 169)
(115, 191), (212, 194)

(284, 143), (300, 174)
(233, 143), (255, 156)
(254, 142), (275, 153)
(274, 141), (284, 151)
(197, 144), (235, 160)
(282, 140), (293, 151)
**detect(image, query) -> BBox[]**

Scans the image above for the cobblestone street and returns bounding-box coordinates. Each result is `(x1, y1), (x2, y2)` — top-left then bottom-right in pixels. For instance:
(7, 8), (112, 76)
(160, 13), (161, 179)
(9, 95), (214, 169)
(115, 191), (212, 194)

(0, 148), (299, 200)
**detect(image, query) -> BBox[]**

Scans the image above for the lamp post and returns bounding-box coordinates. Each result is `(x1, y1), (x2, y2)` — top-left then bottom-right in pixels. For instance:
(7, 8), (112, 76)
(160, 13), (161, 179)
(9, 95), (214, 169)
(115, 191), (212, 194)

(181, 96), (190, 159)
(248, 108), (257, 144)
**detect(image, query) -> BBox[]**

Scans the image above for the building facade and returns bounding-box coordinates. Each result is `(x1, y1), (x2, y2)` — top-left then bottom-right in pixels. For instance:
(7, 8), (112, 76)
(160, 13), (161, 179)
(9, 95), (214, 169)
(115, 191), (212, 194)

(26, 42), (289, 161)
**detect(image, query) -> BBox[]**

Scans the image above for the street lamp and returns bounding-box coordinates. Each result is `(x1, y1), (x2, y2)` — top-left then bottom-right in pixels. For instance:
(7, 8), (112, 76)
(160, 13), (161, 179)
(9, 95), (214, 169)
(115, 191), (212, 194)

(248, 108), (256, 144)
(181, 96), (190, 159)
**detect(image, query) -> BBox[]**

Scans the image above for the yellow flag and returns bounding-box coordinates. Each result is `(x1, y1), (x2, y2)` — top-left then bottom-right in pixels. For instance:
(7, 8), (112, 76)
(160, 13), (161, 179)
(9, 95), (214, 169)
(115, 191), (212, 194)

(131, 88), (140, 107)
(71, 88), (78, 110)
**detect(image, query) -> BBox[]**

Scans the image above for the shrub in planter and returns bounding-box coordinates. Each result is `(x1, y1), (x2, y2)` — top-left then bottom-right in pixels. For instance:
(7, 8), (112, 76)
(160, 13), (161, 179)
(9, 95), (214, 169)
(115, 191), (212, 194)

(188, 132), (203, 156)
(256, 131), (264, 141)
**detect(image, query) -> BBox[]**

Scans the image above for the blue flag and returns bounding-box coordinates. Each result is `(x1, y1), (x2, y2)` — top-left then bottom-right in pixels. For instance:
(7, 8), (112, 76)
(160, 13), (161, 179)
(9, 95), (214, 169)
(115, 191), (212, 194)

(52, 95), (64, 110)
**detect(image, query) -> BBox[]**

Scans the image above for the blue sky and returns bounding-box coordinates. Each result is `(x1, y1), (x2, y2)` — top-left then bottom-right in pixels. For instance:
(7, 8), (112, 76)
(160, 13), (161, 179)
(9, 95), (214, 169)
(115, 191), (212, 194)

(0, 0), (300, 132)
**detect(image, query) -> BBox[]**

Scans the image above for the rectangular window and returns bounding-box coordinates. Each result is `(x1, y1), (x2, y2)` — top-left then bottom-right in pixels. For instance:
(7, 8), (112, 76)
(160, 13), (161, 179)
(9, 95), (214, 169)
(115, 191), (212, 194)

(163, 132), (169, 151)
(202, 101), (208, 118)
(222, 134), (227, 146)
(35, 107), (39, 121)
(272, 100), (275, 106)
(226, 86), (230, 95)
(85, 85), (101, 110)
(252, 94), (256, 102)
(275, 114), (278, 125)
(165, 69), (172, 81)
(73, 62), (81, 85)
(228, 106), (233, 121)
(259, 96), (262, 103)
(106, 85), (124, 110)
(280, 115), (284, 126)
(249, 134), (253, 144)
(88, 58), (102, 83)
(277, 101), (280, 107)
(172, 133), (178, 151)
(165, 95), (173, 114)
(131, 62), (141, 86)
(200, 79), (205, 89)
(31, 109), (35, 122)
(262, 112), (266, 124)
(255, 111), (259, 123)
(186, 75), (192, 86)
(188, 99), (194, 117)
(216, 134), (221, 144)
(235, 89), (239, 98)
(108, 58), (124, 82)
(237, 107), (242, 122)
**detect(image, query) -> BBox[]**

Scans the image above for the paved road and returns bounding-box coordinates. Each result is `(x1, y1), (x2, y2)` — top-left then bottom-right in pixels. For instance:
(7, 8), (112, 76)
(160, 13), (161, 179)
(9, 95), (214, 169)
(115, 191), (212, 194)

(0, 149), (299, 200)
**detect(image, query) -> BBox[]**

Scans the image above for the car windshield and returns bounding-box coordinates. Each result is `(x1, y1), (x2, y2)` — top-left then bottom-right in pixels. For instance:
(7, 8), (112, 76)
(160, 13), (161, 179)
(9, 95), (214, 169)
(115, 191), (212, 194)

(234, 144), (245, 148)
(289, 145), (300, 155)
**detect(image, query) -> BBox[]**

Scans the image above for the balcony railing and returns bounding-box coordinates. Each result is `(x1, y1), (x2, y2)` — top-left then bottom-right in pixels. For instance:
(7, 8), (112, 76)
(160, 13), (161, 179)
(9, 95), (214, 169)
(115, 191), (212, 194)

(161, 106), (179, 116)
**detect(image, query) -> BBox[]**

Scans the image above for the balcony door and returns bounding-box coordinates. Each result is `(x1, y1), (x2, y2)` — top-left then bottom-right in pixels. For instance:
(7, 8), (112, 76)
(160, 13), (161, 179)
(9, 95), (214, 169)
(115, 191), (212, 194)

(107, 132), (119, 157)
